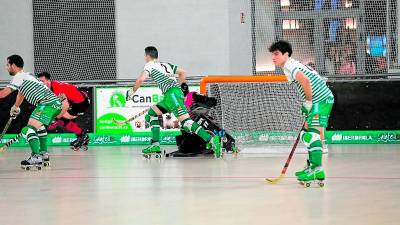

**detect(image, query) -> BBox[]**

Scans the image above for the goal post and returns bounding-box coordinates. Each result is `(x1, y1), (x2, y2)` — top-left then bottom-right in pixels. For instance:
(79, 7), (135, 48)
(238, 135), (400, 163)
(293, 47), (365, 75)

(199, 75), (305, 149)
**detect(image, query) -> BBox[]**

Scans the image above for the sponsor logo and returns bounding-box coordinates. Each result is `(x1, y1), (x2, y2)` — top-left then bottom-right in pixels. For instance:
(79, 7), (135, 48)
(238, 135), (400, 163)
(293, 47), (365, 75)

(110, 91), (126, 108)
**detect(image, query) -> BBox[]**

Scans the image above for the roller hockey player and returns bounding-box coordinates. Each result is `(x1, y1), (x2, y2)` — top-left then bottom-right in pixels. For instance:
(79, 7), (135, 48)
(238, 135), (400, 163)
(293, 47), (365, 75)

(126, 46), (222, 158)
(38, 72), (90, 151)
(269, 41), (334, 187)
(168, 83), (236, 157)
(0, 55), (64, 170)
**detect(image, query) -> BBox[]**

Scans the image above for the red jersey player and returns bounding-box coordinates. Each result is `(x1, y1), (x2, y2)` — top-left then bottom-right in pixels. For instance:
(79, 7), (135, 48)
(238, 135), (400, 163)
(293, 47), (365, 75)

(38, 72), (90, 151)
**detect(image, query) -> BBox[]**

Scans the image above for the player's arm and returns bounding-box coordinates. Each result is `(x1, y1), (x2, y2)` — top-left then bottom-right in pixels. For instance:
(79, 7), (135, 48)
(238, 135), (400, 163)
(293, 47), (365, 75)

(13, 91), (24, 107)
(0, 87), (13, 99)
(295, 71), (312, 102)
(57, 99), (71, 119)
(295, 71), (313, 117)
(127, 70), (149, 101)
(133, 70), (149, 92)
(176, 68), (187, 85)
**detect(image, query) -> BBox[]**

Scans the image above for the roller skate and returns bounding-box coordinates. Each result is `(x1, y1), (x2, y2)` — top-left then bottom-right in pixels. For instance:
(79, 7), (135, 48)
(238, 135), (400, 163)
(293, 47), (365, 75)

(295, 160), (310, 177)
(297, 166), (325, 188)
(142, 142), (163, 159)
(40, 151), (51, 167)
(21, 154), (43, 171)
(70, 138), (79, 147)
(71, 133), (89, 151)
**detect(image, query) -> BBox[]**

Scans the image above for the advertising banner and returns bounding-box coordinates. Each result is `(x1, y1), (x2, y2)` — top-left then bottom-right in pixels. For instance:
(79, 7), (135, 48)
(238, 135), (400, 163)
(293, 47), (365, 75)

(95, 85), (200, 135)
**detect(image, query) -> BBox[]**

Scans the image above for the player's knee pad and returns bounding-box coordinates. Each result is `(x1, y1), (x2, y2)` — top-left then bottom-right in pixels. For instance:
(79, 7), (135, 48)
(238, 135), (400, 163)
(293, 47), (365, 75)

(21, 125), (38, 141)
(181, 118), (194, 133)
(301, 128), (322, 151)
(145, 109), (159, 127)
(37, 125), (47, 137)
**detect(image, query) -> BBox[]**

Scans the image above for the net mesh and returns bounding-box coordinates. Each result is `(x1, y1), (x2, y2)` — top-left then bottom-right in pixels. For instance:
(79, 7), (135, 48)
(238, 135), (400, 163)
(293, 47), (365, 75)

(32, 0), (117, 81)
(252, 0), (398, 75)
(207, 82), (304, 146)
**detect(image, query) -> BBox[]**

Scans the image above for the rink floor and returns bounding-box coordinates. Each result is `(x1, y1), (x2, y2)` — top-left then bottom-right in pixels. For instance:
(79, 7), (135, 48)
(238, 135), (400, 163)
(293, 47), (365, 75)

(0, 144), (399, 225)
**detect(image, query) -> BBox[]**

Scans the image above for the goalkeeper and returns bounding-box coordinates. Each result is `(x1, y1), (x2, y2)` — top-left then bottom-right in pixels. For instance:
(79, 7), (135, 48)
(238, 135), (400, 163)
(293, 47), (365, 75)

(269, 40), (334, 183)
(169, 83), (218, 157)
(126, 46), (222, 158)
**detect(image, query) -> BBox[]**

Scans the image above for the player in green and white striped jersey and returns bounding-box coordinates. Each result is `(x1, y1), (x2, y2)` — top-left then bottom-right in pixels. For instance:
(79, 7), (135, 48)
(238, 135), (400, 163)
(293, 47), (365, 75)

(0, 55), (64, 169)
(126, 46), (222, 158)
(269, 41), (334, 184)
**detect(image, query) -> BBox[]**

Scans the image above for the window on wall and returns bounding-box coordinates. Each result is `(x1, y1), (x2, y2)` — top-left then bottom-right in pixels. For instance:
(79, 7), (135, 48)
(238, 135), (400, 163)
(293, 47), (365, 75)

(283, 20), (300, 30)
(280, 0), (360, 11)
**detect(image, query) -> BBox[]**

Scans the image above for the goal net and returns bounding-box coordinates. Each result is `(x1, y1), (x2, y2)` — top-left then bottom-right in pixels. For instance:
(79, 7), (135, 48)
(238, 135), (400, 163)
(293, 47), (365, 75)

(201, 76), (305, 153)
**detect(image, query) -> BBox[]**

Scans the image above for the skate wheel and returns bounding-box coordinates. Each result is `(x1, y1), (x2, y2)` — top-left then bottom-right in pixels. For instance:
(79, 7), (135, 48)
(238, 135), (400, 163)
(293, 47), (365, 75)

(82, 146), (88, 151)
(25, 167), (30, 171)
(305, 182), (311, 188)
(143, 154), (150, 159)
(43, 162), (50, 167)
(37, 166), (42, 171)
(318, 182), (325, 187)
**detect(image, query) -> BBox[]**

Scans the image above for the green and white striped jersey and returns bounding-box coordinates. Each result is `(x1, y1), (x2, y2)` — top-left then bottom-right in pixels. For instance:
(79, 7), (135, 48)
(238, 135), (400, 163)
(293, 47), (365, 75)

(7, 72), (59, 106)
(283, 58), (332, 103)
(144, 61), (179, 94)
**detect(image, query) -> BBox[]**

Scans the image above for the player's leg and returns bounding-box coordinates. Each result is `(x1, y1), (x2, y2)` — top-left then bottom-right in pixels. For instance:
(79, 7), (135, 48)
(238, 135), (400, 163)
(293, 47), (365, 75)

(297, 96), (334, 182)
(36, 125), (50, 166)
(65, 100), (90, 150)
(21, 102), (61, 169)
(165, 87), (222, 157)
(142, 105), (163, 155)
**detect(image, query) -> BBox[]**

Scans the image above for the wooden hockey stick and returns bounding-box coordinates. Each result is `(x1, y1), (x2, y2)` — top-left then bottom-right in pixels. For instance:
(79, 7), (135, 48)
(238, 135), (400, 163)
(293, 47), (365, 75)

(265, 123), (304, 184)
(112, 107), (151, 125)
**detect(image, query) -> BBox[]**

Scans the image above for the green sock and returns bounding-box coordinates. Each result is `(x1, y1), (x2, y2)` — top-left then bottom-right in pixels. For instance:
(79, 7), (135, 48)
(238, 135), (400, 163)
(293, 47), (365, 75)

(22, 125), (41, 155)
(37, 126), (48, 153)
(182, 119), (211, 142)
(303, 127), (323, 168)
(310, 150), (323, 168)
(29, 138), (41, 155)
(150, 119), (160, 143)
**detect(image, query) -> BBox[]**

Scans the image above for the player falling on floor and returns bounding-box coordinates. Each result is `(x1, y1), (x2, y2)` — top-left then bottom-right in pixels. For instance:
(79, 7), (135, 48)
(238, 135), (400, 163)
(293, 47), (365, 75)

(126, 46), (222, 158)
(269, 41), (334, 184)
(37, 72), (90, 151)
(0, 55), (63, 169)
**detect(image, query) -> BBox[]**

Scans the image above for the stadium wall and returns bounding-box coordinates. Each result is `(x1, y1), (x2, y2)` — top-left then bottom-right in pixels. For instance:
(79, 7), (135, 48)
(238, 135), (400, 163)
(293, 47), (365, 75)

(116, 0), (253, 78)
(0, 0), (34, 81)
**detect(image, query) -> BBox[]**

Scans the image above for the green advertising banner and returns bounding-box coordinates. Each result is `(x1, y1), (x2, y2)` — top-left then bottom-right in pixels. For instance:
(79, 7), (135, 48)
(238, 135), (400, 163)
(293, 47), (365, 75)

(325, 130), (400, 144)
(95, 86), (199, 134)
(2, 130), (400, 149)
(0, 132), (181, 148)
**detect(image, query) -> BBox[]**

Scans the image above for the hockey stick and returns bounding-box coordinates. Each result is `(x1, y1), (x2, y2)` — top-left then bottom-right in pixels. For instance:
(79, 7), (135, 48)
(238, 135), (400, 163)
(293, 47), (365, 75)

(0, 117), (14, 141)
(265, 123), (305, 184)
(112, 107), (151, 125)
(0, 133), (22, 152)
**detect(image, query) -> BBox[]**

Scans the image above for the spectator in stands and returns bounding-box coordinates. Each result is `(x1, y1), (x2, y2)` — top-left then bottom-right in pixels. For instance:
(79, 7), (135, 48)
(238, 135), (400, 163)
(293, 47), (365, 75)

(339, 55), (356, 75)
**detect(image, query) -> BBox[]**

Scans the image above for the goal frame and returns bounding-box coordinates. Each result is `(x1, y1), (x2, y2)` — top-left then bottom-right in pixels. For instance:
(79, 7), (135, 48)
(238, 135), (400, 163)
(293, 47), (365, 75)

(199, 75), (288, 95)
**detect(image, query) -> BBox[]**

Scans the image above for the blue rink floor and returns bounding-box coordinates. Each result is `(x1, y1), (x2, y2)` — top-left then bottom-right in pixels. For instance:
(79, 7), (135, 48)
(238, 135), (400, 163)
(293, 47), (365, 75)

(0, 144), (399, 225)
